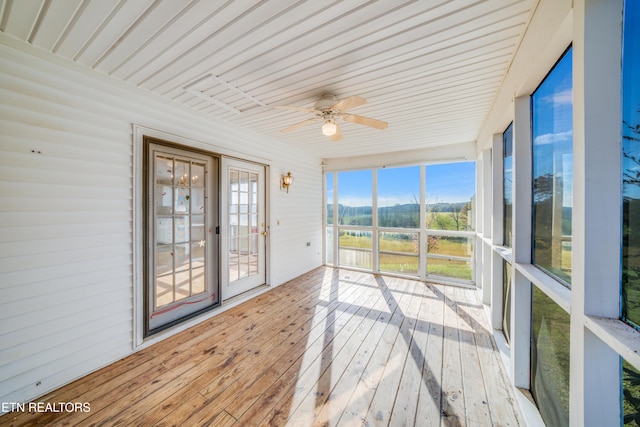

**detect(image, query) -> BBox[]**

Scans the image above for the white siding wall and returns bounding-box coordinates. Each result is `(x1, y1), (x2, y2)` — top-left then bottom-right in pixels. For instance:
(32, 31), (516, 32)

(0, 39), (322, 405)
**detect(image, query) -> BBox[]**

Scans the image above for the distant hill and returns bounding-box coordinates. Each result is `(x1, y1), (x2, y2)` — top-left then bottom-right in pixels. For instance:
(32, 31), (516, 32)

(327, 202), (472, 220)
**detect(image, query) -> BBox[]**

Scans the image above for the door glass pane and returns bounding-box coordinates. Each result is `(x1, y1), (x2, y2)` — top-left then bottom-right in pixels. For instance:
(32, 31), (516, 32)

(622, 0), (640, 329)
(532, 47), (573, 287)
(250, 234), (258, 255)
(228, 167), (262, 283)
(155, 245), (173, 307)
(191, 242), (205, 266)
(504, 123), (514, 247)
(156, 186), (173, 215)
(175, 269), (190, 301)
(156, 157), (173, 185)
(239, 256), (249, 279)
(148, 146), (218, 335)
(378, 166), (420, 228)
(240, 214), (249, 232)
(174, 160), (189, 186)
(250, 173), (258, 192)
(240, 171), (249, 191)
(156, 274), (173, 308)
(192, 267), (205, 295)
(249, 254), (258, 275)
(531, 286), (570, 427)
(191, 163), (205, 187)
(174, 243), (189, 272)
(191, 188), (205, 213)
(192, 215), (205, 241)
(156, 218), (173, 245)
(175, 187), (190, 214)
(230, 170), (239, 191)
(174, 217), (189, 243)
(240, 192), (248, 212)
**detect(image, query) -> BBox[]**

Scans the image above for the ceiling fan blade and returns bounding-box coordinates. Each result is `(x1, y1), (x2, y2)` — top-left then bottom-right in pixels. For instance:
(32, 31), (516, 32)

(342, 113), (388, 130)
(330, 123), (343, 142)
(281, 117), (320, 133)
(274, 105), (318, 114)
(331, 95), (367, 112)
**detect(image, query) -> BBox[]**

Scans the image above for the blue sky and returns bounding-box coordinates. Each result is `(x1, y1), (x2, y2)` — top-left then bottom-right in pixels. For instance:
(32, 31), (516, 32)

(327, 162), (476, 206)
(623, 0), (640, 199)
(532, 47), (573, 207)
(425, 162), (475, 204)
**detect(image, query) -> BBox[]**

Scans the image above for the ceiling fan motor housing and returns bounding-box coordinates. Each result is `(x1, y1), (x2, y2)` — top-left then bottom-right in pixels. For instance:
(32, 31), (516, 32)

(314, 94), (338, 111)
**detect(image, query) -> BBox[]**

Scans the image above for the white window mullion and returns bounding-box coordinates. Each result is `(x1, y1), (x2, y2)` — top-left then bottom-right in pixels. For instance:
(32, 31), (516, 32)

(419, 165), (427, 280)
(572, 0), (623, 424)
(372, 169), (379, 273)
(482, 148), (492, 305)
(333, 173), (339, 267)
(511, 95), (533, 389)
(491, 133), (505, 329)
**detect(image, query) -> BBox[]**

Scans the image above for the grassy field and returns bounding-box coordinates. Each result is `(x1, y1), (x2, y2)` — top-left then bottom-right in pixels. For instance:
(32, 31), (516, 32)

(338, 231), (472, 280)
(624, 360), (640, 426)
(531, 286), (571, 427)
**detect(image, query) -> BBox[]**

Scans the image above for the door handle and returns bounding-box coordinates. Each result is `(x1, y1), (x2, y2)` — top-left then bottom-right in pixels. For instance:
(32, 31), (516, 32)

(261, 230), (268, 237)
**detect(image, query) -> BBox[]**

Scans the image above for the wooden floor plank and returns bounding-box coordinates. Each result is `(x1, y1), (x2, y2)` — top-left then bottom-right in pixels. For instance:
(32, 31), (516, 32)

(455, 287), (492, 426)
(463, 288), (523, 427)
(388, 280), (430, 426)
(441, 285), (466, 426)
(218, 271), (371, 419)
(127, 269), (343, 426)
(0, 267), (523, 427)
(82, 274), (327, 426)
(364, 277), (423, 426)
(333, 275), (412, 426)
(415, 283), (446, 425)
(278, 273), (386, 425)
(235, 272), (384, 425)
(310, 276), (405, 426)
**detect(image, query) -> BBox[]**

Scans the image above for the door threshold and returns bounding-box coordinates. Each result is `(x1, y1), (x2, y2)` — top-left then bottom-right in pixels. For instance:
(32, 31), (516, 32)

(223, 284), (270, 305)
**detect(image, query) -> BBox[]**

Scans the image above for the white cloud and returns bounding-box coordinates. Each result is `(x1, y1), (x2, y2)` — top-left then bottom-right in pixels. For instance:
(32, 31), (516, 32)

(534, 130), (573, 146)
(540, 89), (573, 106)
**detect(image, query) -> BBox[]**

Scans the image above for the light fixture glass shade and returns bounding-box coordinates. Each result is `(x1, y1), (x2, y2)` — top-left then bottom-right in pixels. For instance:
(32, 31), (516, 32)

(282, 171), (293, 192)
(322, 121), (337, 136)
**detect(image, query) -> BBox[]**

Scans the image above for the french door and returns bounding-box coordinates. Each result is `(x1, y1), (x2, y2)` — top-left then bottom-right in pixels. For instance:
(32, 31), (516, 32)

(145, 141), (219, 334)
(222, 158), (266, 300)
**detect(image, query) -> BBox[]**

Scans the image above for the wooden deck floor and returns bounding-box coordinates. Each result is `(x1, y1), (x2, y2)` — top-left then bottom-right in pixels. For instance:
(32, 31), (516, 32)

(1, 267), (522, 426)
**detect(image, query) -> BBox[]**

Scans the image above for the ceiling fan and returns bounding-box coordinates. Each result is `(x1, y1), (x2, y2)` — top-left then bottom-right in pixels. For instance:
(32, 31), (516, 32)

(275, 94), (388, 141)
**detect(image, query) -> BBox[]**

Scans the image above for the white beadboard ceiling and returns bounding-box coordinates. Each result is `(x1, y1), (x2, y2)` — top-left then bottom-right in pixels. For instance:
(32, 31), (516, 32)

(0, 0), (536, 159)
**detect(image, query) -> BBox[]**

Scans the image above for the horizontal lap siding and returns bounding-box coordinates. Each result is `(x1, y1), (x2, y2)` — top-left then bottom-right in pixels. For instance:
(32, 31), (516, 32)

(0, 40), (322, 405)
(0, 46), (135, 405)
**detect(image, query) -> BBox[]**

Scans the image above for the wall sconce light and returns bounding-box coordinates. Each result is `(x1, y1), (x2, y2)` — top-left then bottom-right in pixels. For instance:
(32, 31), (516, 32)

(282, 171), (294, 193)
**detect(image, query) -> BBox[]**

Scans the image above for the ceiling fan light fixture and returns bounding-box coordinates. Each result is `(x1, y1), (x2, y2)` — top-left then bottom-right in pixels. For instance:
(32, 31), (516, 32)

(322, 119), (337, 136)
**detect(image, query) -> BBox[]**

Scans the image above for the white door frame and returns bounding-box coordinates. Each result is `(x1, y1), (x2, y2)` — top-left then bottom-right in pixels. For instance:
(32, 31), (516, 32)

(221, 157), (268, 301)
